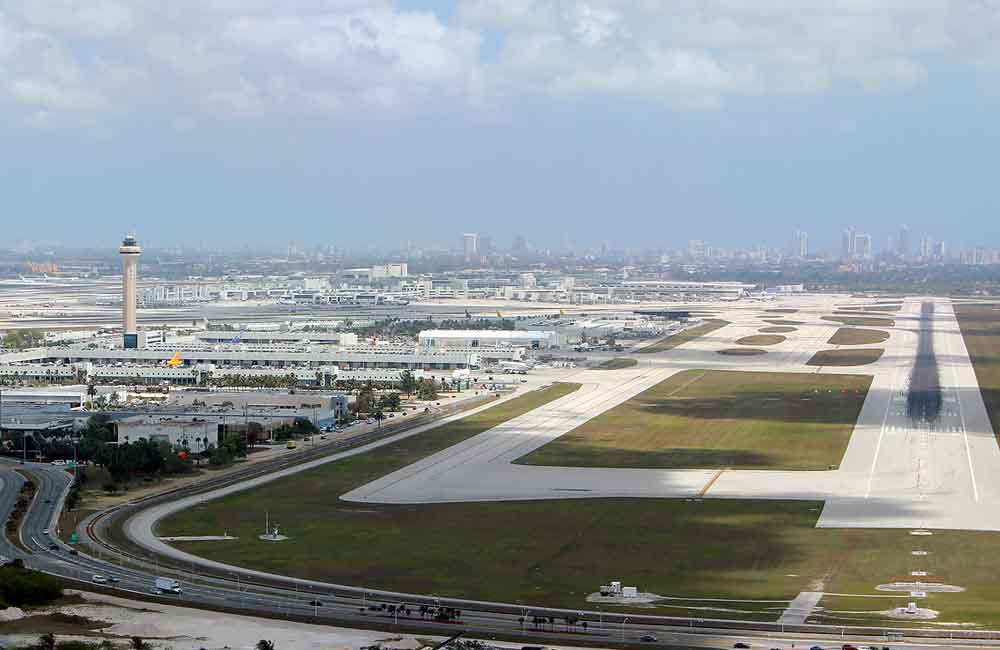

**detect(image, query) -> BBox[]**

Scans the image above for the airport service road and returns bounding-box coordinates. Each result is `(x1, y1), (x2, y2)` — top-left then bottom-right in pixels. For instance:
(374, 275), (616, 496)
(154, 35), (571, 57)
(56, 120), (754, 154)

(342, 297), (1000, 532)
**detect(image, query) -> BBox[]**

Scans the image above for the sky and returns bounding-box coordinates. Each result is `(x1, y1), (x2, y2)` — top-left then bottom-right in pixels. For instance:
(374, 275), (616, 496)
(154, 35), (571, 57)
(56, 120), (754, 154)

(2, 1), (1000, 253)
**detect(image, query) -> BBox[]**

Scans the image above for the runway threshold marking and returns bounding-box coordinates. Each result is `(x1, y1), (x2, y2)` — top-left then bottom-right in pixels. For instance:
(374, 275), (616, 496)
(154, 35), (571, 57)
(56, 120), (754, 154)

(699, 468), (726, 496)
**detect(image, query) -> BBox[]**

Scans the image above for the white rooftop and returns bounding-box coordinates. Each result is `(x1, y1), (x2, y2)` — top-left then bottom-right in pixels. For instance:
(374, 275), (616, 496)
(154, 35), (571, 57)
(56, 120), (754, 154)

(419, 330), (554, 339)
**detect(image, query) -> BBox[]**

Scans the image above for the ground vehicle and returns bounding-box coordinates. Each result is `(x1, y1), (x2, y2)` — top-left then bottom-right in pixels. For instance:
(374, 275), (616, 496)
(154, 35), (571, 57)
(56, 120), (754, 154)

(92, 575), (108, 584)
(841, 646), (858, 650)
(42, 529), (49, 535)
(308, 599), (324, 607)
(68, 549), (78, 555)
(286, 440), (297, 449)
(734, 644), (750, 649)
(320, 435), (327, 440)
(108, 576), (120, 583)
(49, 544), (58, 550)
(640, 635), (657, 642)
(810, 646), (824, 650)
(155, 577), (182, 594)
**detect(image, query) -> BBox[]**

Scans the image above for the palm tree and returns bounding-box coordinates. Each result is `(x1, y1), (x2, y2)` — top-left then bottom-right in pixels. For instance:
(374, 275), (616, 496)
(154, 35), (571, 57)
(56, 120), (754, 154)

(130, 637), (149, 650)
(38, 633), (56, 650)
(256, 641), (276, 650)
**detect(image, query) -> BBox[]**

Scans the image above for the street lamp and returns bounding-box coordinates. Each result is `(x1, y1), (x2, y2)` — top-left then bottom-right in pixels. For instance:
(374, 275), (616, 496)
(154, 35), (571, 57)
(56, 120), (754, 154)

(621, 617), (629, 641)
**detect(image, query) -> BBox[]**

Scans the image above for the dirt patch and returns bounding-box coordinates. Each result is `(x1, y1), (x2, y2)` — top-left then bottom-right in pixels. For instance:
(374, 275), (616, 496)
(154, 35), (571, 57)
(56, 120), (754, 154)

(827, 328), (890, 346)
(735, 334), (786, 346)
(807, 349), (884, 366)
(718, 348), (768, 356)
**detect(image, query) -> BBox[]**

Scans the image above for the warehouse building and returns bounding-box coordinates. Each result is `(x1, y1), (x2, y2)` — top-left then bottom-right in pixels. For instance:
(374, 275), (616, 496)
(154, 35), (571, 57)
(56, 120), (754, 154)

(418, 329), (564, 350)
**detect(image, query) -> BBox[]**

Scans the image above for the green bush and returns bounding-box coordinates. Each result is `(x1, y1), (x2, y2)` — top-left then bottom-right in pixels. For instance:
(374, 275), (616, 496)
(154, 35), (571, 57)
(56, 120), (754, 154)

(0, 565), (63, 606)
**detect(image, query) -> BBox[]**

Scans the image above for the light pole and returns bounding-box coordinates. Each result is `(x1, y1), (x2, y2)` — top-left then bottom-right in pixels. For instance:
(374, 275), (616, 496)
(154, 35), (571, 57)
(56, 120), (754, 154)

(621, 617), (629, 641)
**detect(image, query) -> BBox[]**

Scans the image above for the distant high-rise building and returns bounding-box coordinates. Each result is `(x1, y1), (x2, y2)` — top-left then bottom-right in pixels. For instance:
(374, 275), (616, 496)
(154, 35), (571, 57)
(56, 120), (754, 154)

(897, 225), (910, 259)
(793, 229), (808, 258)
(689, 240), (708, 259)
(933, 240), (946, 259)
(512, 235), (526, 252)
(119, 233), (141, 349)
(841, 227), (856, 259)
(920, 236), (932, 259)
(463, 233), (479, 259)
(855, 233), (872, 259)
(479, 236), (493, 256)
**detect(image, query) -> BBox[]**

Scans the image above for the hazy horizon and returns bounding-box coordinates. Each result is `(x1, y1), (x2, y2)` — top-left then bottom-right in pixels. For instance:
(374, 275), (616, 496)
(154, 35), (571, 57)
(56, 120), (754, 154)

(2, 2), (999, 251)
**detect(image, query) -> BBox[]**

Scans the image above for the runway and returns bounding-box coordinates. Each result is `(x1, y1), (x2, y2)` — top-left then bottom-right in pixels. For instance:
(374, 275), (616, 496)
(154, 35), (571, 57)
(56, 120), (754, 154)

(341, 296), (1000, 531)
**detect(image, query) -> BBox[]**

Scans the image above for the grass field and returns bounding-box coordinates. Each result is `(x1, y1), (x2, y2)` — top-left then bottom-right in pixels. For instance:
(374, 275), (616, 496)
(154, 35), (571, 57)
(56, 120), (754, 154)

(763, 318), (805, 326)
(764, 308), (798, 313)
(828, 327), (890, 345)
(594, 357), (638, 370)
(718, 348), (767, 355)
(822, 315), (895, 328)
(634, 319), (727, 354)
(735, 334), (785, 346)
(516, 369), (870, 470)
(807, 349), (884, 366)
(760, 326), (797, 333)
(955, 303), (1000, 441)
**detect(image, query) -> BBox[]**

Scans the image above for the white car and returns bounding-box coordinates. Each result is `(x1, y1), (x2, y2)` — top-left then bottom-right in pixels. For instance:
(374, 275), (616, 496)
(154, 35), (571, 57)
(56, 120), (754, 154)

(92, 575), (108, 584)
(42, 529), (50, 535)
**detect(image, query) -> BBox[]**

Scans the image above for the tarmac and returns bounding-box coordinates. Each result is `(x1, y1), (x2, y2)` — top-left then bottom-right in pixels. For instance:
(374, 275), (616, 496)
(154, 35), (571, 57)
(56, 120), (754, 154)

(342, 296), (1000, 532)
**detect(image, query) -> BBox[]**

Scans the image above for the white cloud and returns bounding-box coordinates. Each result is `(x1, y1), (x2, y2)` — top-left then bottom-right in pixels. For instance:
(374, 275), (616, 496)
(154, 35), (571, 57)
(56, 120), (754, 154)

(457, 0), (1000, 106)
(1, 1), (1000, 122)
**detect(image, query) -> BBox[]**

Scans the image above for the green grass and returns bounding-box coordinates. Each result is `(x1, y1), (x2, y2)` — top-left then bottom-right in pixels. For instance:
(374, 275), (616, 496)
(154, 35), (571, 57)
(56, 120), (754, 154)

(955, 304), (1000, 442)
(718, 348), (768, 356)
(764, 308), (798, 313)
(516, 369), (870, 470)
(807, 349), (884, 366)
(828, 327), (890, 346)
(635, 319), (728, 354)
(594, 357), (638, 370)
(760, 326), (797, 333)
(735, 334), (785, 346)
(822, 315), (895, 328)
(162, 492), (842, 609)
(763, 318), (805, 326)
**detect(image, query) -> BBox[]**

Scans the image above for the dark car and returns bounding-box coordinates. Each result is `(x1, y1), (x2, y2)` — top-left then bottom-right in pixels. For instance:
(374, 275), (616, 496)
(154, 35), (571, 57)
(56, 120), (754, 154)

(108, 576), (120, 583)
(734, 644), (750, 649)
(308, 599), (324, 607)
(49, 544), (59, 551)
(68, 549), (78, 555)
(640, 635), (657, 642)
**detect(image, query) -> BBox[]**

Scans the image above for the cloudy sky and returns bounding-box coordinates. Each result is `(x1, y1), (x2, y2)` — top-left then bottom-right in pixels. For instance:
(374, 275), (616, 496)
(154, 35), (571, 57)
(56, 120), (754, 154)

(2, 1), (999, 251)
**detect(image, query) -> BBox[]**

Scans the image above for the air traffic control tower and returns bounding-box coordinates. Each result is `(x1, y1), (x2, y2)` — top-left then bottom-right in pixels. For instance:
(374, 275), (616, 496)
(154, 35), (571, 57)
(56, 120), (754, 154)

(119, 233), (141, 349)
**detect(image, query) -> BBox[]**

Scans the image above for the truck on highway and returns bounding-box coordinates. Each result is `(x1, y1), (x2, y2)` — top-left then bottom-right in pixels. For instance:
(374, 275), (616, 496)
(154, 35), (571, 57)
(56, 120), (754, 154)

(154, 577), (182, 594)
